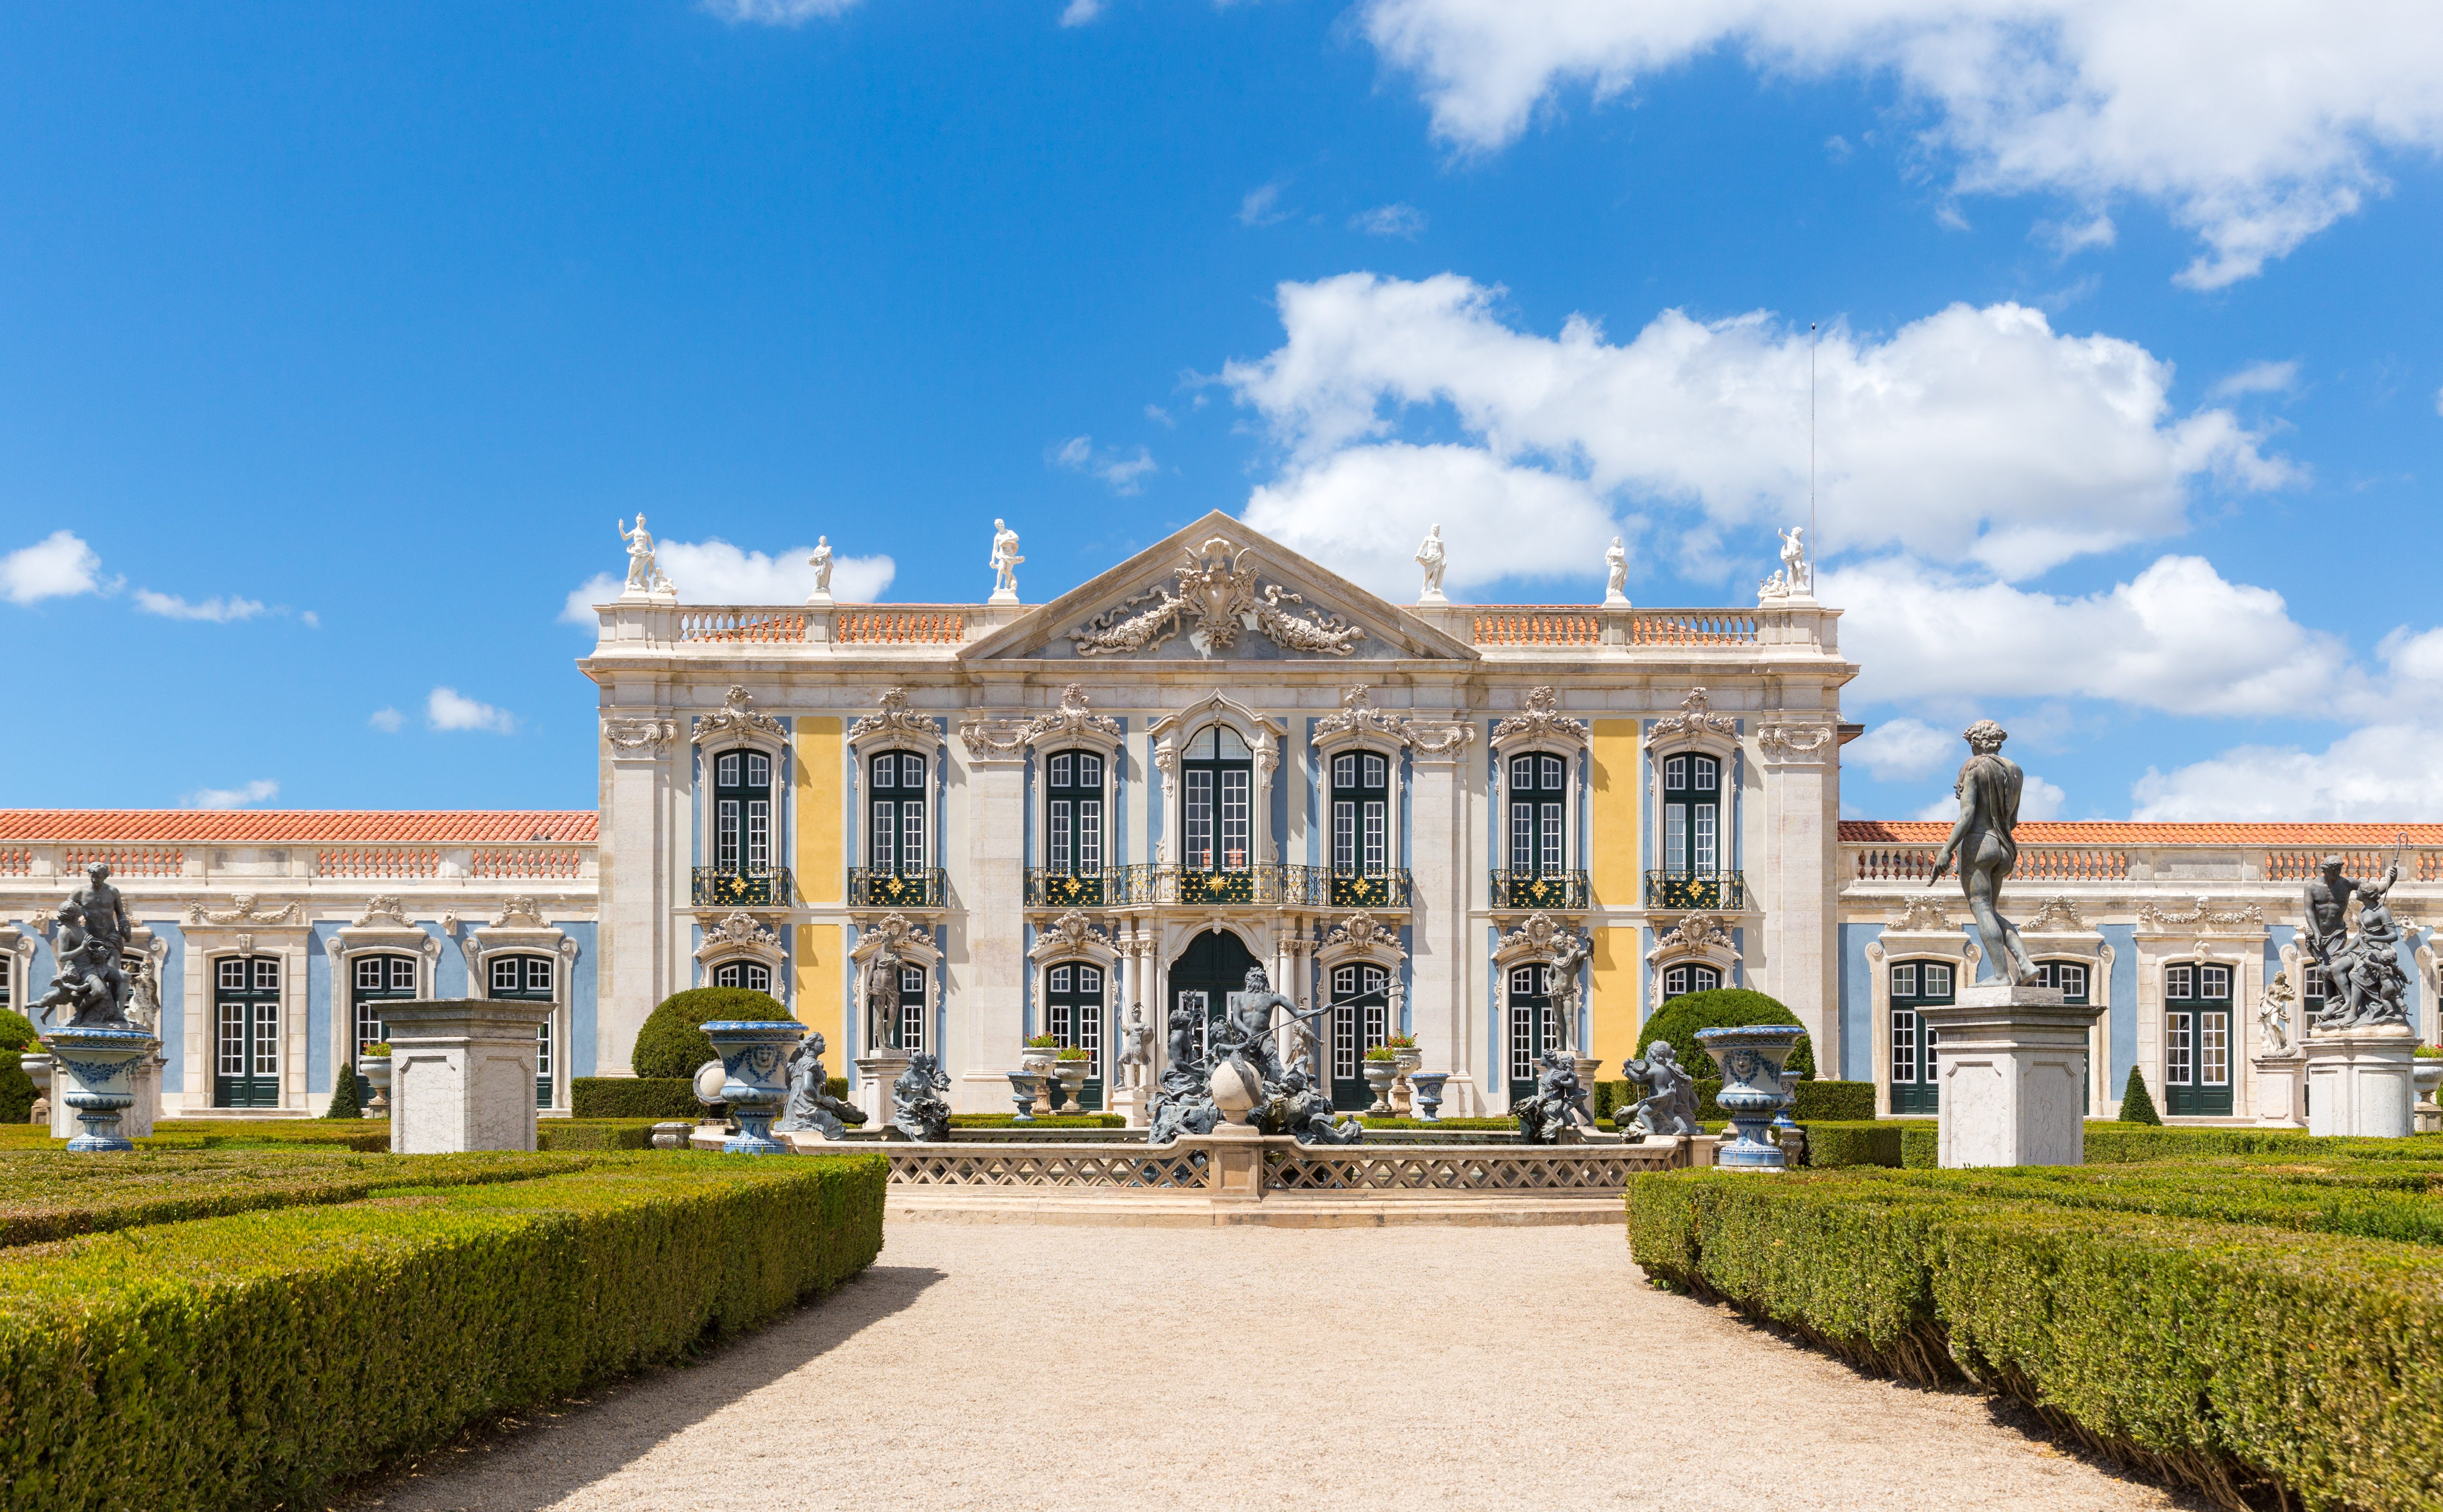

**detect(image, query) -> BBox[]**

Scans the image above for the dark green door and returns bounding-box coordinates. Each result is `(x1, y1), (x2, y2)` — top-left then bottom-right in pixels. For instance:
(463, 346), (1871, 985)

(2036, 960), (2092, 1113)
(1043, 750), (1106, 906)
(1507, 964), (1559, 1104)
(1328, 962), (1388, 1110)
(1045, 962), (1105, 1110)
(1888, 959), (1953, 1115)
(2163, 962), (2234, 1117)
(352, 954), (419, 1107)
(214, 955), (281, 1108)
(489, 954), (556, 1109)
(1169, 929), (1261, 1067)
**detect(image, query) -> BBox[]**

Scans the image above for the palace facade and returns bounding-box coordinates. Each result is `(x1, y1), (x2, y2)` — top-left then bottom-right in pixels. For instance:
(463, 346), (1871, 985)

(4, 512), (2433, 1124)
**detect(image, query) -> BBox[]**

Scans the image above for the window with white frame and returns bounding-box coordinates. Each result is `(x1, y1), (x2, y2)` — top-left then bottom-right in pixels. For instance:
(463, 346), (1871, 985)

(2164, 962), (2233, 1117)
(1332, 751), (1390, 877)
(352, 954), (418, 1058)
(215, 955), (281, 1108)
(1046, 751), (1104, 877)
(1662, 753), (1722, 876)
(488, 954), (556, 1108)
(1182, 726), (1253, 872)
(714, 749), (773, 873)
(1508, 754), (1567, 875)
(1661, 962), (1721, 999)
(714, 960), (773, 994)
(870, 751), (927, 875)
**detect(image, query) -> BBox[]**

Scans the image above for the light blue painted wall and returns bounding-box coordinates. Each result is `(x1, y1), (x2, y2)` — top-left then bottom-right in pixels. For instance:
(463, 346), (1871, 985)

(152, 919), (185, 1093)
(1839, 922), (1880, 1083)
(308, 919), (339, 1095)
(561, 919), (598, 1079)
(2102, 923), (2139, 1091)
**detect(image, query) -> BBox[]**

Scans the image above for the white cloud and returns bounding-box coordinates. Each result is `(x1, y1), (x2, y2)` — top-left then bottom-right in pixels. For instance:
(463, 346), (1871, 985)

(1847, 717), (1959, 781)
(1060, 0), (1103, 24)
(1358, 0), (2443, 285)
(2042, 211), (2118, 257)
(1145, 404), (1175, 427)
(133, 589), (267, 623)
(1052, 435), (1159, 494)
(368, 707), (405, 733)
(300, 610), (320, 629)
(2209, 359), (2299, 399)
(182, 779), (279, 811)
(1223, 273), (2293, 582)
(559, 537), (897, 624)
(703, 0), (859, 23)
(1825, 554), (2357, 718)
(1350, 203), (1429, 237)
(427, 687), (517, 735)
(1239, 182), (1291, 227)
(1245, 441), (1620, 601)
(2134, 726), (2443, 820)
(1, 530), (110, 606)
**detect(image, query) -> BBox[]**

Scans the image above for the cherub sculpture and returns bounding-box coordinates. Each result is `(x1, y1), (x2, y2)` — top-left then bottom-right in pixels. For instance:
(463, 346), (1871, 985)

(1512, 1051), (1588, 1145)
(1621, 1041), (1700, 1138)
(891, 1053), (953, 1142)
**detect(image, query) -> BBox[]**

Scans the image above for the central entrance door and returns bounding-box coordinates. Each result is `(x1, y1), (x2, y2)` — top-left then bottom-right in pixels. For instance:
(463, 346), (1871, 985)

(2164, 962), (2233, 1117)
(1045, 962), (1105, 1110)
(1506, 964), (1561, 1104)
(1169, 929), (1262, 1067)
(1328, 962), (1389, 1110)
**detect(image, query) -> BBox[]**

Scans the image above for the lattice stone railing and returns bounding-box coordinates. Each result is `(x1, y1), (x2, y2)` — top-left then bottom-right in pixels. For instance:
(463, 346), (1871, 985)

(888, 1145), (1211, 1189)
(1264, 1145), (1678, 1191)
(885, 1136), (1685, 1198)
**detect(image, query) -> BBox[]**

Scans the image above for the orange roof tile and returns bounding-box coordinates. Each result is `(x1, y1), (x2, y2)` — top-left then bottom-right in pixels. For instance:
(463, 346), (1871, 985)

(1839, 820), (2443, 846)
(0, 811), (596, 845)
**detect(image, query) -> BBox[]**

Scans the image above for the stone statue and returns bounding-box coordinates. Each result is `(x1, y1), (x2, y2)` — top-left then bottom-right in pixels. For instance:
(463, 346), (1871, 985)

(807, 537), (834, 599)
(1621, 1041), (1699, 1137)
(1778, 525), (1809, 593)
(1280, 1012), (1314, 1079)
(1148, 1001), (1221, 1144)
(617, 514), (671, 596)
(1604, 536), (1628, 604)
(1927, 721), (2037, 986)
(1251, 1068), (1364, 1146)
(1221, 966), (1292, 1083)
(891, 1053), (953, 1141)
(2257, 967), (2297, 1057)
(1414, 524), (1447, 600)
(989, 518), (1024, 599)
(865, 957), (901, 1054)
(1545, 932), (1590, 1051)
(2313, 861), (2412, 1031)
(33, 907), (125, 1029)
(773, 1029), (868, 1139)
(2301, 856), (2360, 1002)
(1116, 1004), (1153, 1090)
(1512, 1051), (1589, 1145)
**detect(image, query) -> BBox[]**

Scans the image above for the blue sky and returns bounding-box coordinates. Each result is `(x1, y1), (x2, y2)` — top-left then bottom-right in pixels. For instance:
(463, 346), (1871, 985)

(3, 1), (2440, 821)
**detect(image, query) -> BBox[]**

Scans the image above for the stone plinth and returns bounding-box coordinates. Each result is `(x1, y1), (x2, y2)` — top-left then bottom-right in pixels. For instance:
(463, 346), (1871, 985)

(1178, 1124), (1267, 1200)
(1109, 1083), (1150, 1129)
(383, 999), (551, 1155)
(854, 1054), (911, 1130)
(2254, 1054), (2307, 1128)
(1918, 984), (2102, 1169)
(2304, 1025), (2416, 1139)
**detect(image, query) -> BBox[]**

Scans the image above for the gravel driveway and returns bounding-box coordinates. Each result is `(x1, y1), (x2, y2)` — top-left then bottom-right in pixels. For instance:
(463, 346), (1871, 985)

(353, 1224), (2187, 1512)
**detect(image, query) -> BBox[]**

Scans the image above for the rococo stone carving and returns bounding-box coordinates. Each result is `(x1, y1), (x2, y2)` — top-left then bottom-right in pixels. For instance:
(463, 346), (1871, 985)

(1491, 685), (1588, 750)
(699, 911), (782, 953)
(1027, 909), (1109, 962)
(1494, 912), (1589, 967)
(1885, 896), (1954, 933)
(354, 896), (413, 928)
(1756, 722), (1836, 759)
(961, 683), (1124, 760)
(2136, 896), (2267, 933)
(2023, 896), (2087, 934)
(698, 685), (786, 742)
(1650, 687), (1737, 740)
(1314, 685), (1409, 745)
(849, 687), (937, 747)
(1325, 912), (1403, 953)
(602, 716), (677, 754)
(956, 718), (1029, 760)
(1653, 912), (1734, 954)
(1069, 535), (1364, 659)
(493, 896), (549, 929)
(186, 894), (300, 926)
(1403, 719), (1476, 757)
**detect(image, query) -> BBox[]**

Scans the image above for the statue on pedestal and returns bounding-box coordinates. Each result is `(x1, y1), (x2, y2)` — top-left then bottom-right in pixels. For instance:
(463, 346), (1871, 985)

(2307, 857), (2411, 1031)
(1512, 1051), (1589, 1144)
(891, 1053), (953, 1141)
(1415, 524), (1447, 600)
(1604, 536), (1628, 605)
(37, 865), (137, 1030)
(1927, 721), (2037, 986)
(773, 1029), (868, 1139)
(807, 537), (834, 600)
(989, 518), (1024, 599)
(1115, 1004), (1153, 1090)
(617, 515), (673, 596)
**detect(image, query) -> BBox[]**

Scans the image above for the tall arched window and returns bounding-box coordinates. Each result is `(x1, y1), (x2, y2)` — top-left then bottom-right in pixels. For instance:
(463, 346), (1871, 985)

(1329, 962), (1389, 1110)
(1331, 751), (1389, 879)
(1046, 751), (1103, 879)
(1507, 963), (1559, 1100)
(1509, 754), (1567, 876)
(1182, 726), (1252, 873)
(713, 749), (772, 874)
(1043, 962), (1101, 1107)
(1662, 753), (1721, 877)
(869, 751), (926, 876)
(489, 954), (556, 1109)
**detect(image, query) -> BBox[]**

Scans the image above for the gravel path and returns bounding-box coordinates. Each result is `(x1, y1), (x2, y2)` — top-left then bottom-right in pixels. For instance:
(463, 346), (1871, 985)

(356, 1224), (2186, 1512)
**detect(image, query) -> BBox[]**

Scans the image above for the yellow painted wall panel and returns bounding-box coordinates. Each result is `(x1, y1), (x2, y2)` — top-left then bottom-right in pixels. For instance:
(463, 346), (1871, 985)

(1590, 721), (1642, 1066)
(1591, 926), (1635, 1070)
(795, 923), (843, 1045)
(795, 717), (844, 1040)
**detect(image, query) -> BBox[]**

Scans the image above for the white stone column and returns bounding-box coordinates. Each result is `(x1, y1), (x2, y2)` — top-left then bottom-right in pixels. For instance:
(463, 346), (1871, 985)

(964, 739), (1028, 1090)
(1756, 722), (1841, 1078)
(1409, 724), (1476, 1114)
(601, 718), (676, 1080)
(1920, 984), (2104, 1168)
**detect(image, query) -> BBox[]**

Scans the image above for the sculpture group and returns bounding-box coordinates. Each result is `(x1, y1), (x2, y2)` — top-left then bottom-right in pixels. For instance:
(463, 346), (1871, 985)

(2300, 854), (2411, 1031)
(34, 864), (140, 1031)
(1148, 966), (1363, 1146)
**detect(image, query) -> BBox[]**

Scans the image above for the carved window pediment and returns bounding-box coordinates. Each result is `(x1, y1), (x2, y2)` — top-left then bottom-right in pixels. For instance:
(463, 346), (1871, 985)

(1490, 686), (1588, 754)
(695, 685), (786, 746)
(849, 688), (939, 753)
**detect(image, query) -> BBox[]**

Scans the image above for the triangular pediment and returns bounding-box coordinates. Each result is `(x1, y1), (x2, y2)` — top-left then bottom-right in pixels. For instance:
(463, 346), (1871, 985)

(960, 512), (1478, 665)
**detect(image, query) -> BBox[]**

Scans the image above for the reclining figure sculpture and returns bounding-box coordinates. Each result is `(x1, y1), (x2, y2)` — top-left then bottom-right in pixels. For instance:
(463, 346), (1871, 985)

(772, 1029), (870, 1140)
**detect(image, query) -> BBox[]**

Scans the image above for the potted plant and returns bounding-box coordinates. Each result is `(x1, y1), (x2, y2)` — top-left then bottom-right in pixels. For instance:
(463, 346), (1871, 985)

(1021, 1034), (1062, 1114)
(357, 1043), (393, 1119)
(1362, 1044), (1401, 1116)
(2415, 1045), (2442, 1133)
(1385, 1031), (1422, 1114)
(1053, 1045), (1091, 1114)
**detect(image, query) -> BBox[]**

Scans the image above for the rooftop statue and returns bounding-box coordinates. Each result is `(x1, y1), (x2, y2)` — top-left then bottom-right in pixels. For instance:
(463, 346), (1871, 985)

(1415, 524), (1447, 601)
(891, 1053), (953, 1141)
(1604, 536), (1628, 605)
(773, 1029), (869, 1140)
(989, 517), (1024, 600)
(1927, 720), (2038, 986)
(807, 537), (834, 600)
(617, 514), (673, 597)
(2306, 856), (2412, 1031)
(1621, 1041), (1699, 1138)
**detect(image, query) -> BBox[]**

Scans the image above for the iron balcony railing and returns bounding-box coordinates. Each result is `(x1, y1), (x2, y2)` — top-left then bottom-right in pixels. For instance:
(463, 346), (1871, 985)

(1103, 864), (1329, 907)
(848, 867), (947, 909)
(1489, 869), (1589, 911)
(1327, 869), (1412, 909)
(1026, 870), (1107, 908)
(1645, 870), (1746, 910)
(692, 866), (794, 907)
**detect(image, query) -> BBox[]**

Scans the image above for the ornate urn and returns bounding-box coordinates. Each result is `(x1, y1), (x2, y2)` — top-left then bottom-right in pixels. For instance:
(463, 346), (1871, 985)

(1407, 1071), (1450, 1122)
(2415, 1058), (2443, 1132)
(1695, 1024), (1806, 1170)
(1361, 1056), (1400, 1117)
(1020, 1042), (1060, 1113)
(1391, 1046), (1423, 1114)
(41, 1026), (159, 1153)
(358, 1052), (393, 1119)
(1053, 1058), (1089, 1115)
(1007, 1071), (1043, 1121)
(701, 1020), (803, 1155)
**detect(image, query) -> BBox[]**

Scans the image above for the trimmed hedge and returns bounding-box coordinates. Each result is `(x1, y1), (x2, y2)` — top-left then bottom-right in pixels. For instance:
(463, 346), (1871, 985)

(1599, 1078), (1874, 1127)
(1888, 1120), (2443, 1170)
(574, 1074), (849, 1120)
(1796, 1120), (1905, 1169)
(630, 988), (795, 1078)
(1635, 988), (1816, 1080)
(949, 1113), (1126, 1128)
(0, 1151), (886, 1511)
(535, 1119), (665, 1152)
(1627, 1166), (2443, 1510)
(0, 1051), (33, 1127)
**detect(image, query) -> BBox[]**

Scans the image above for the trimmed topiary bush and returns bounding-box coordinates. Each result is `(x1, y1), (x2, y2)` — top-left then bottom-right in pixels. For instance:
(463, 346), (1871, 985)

(2119, 1064), (2163, 1125)
(0, 1008), (38, 1052)
(1636, 988), (1816, 1080)
(323, 1065), (361, 1121)
(630, 987), (796, 1079)
(0, 1052), (32, 1127)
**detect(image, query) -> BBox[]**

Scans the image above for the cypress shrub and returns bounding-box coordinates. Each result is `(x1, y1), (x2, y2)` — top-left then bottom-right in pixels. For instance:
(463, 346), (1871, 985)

(2120, 1065), (2163, 1125)
(629, 987), (796, 1078)
(1635, 988), (1816, 1080)
(323, 1065), (361, 1121)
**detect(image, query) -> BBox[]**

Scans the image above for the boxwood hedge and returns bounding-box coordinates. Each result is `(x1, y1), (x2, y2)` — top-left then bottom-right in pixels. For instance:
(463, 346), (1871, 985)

(1628, 1166), (2443, 1510)
(1597, 1078), (1875, 1127)
(0, 1151), (885, 1512)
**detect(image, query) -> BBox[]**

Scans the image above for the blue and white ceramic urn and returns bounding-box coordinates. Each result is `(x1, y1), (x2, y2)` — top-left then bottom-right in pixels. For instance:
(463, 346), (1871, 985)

(1694, 1024), (1806, 1170)
(41, 1025), (161, 1153)
(701, 1020), (804, 1155)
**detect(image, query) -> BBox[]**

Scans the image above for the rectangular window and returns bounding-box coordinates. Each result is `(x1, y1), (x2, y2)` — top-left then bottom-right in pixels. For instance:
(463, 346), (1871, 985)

(1076, 754), (1101, 787)
(1185, 771), (1213, 869)
(1922, 963), (1953, 997)
(1664, 755), (1687, 791)
(1219, 770), (1249, 870)
(901, 801), (925, 872)
(1334, 800), (1355, 871)
(1050, 753), (1072, 787)
(1077, 800), (1101, 875)
(491, 956), (522, 994)
(1694, 755), (1718, 791)
(217, 1002), (244, 1074)
(2200, 1012), (2230, 1087)
(747, 800), (770, 870)
(1510, 1003), (1535, 1086)
(2168, 1012), (2194, 1086)
(2199, 965), (2231, 1000)
(537, 1017), (553, 1077)
(2166, 964), (2192, 1000)
(901, 966), (926, 1054)
(1363, 800), (1385, 873)
(1179, 989), (1208, 1062)
(870, 802), (895, 872)
(354, 957), (385, 992)
(251, 1002), (278, 1077)
(356, 1001), (385, 1055)
(1050, 800), (1072, 872)
(1665, 807), (1686, 873)
(718, 799), (740, 868)
(1539, 802), (1562, 873)
(1693, 804), (1717, 872)
(1511, 755), (1534, 790)
(0, 955), (10, 1006)
(1512, 804), (1535, 872)
(1334, 754), (1355, 788)
(746, 752), (769, 790)
(1332, 965), (1356, 1080)
(1892, 1008), (1918, 1084)
(717, 753), (739, 787)
(1890, 963), (1918, 996)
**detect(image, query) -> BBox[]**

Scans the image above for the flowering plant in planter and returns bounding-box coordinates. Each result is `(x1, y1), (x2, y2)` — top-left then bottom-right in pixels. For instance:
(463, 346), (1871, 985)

(1383, 1033), (1418, 1051)
(1024, 1033), (1062, 1048)
(1055, 1045), (1090, 1061)
(1364, 1044), (1399, 1062)
(359, 1043), (392, 1057)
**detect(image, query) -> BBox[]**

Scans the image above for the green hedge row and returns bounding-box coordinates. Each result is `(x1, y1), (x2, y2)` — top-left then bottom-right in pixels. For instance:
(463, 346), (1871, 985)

(534, 1120), (665, 1152)
(1594, 1079), (1875, 1126)
(949, 1113), (1126, 1128)
(573, 1075), (849, 1120)
(0, 1152), (887, 1512)
(1628, 1167), (2443, 1510)
(0, 1122), (401, 1155)
(1860, 1162), (2443, 1248)
(0, 1051), (34, 1126)
(0, 1150), (599, 1249)
(1889, 1120), (2443, 1170)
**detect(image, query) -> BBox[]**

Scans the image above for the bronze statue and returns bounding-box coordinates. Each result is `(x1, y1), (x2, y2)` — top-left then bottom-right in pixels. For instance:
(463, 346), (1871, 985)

(1927, 720), (2037, 986)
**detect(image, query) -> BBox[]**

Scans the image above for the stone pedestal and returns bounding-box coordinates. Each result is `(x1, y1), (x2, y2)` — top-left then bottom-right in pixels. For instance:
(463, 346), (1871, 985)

(2304, 1025), (2416, 1139)
(383, 999), (551, 1155)
(1109, 1081), (1150, 1129)
(1918, 985), (2103, 1169)
(1182, 1124), (1267, 1200)
(854, 1054), (911, 1130)
(2253, 1053), (2307, 1128)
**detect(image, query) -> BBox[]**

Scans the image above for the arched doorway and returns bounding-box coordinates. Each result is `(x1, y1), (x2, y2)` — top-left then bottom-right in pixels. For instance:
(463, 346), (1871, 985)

(1168, 929), (1262, 1065)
